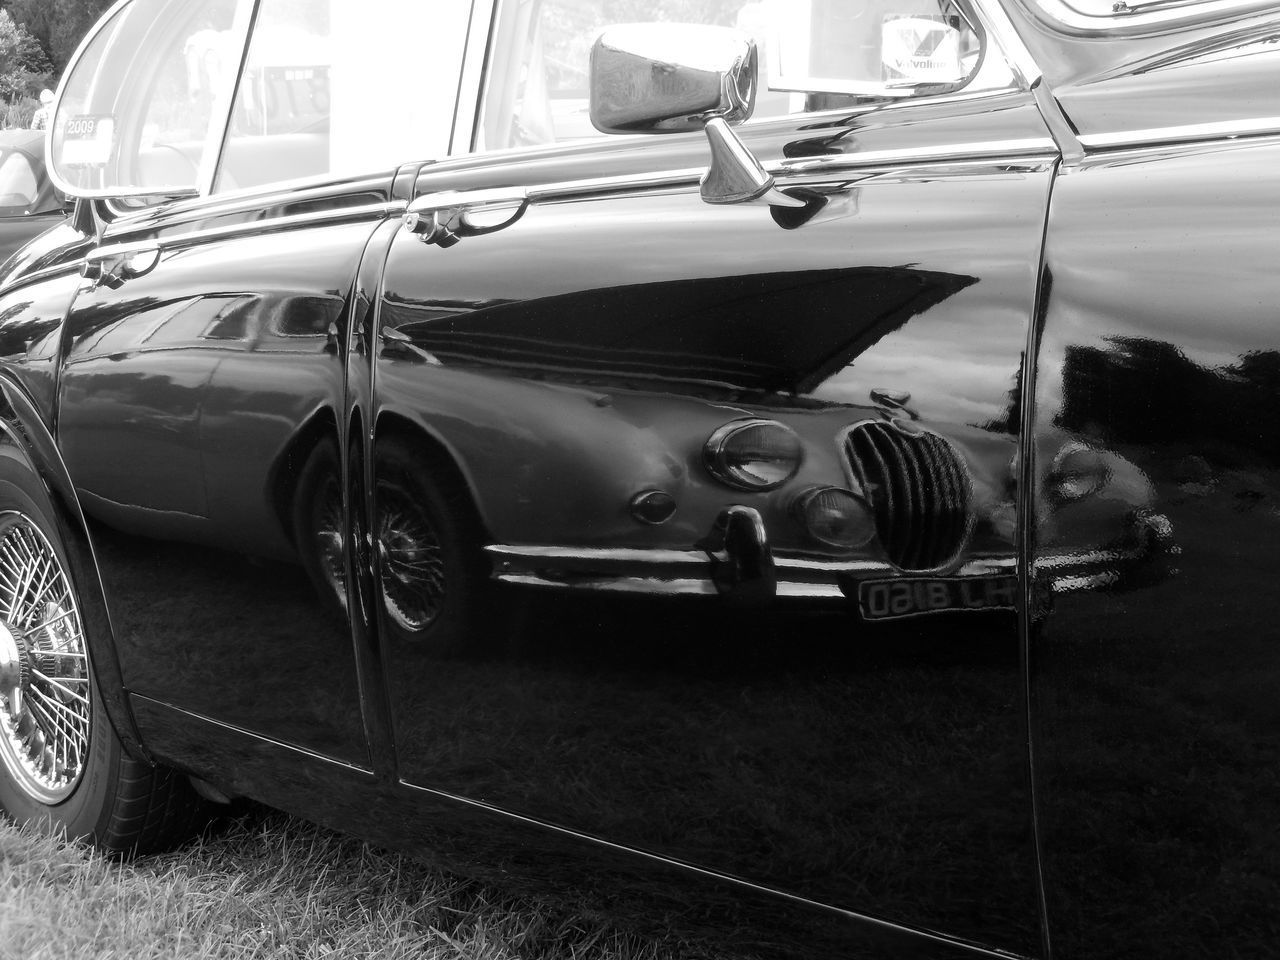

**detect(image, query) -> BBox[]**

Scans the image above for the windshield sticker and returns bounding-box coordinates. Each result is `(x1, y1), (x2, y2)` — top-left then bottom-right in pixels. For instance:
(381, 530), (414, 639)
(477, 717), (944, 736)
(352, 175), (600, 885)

(60, 114), (116, 166)
(881, 16), (963, 85)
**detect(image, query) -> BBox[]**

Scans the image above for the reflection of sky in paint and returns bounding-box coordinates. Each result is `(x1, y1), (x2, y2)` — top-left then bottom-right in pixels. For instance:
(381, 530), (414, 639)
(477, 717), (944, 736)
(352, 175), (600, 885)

(395, 165), (1049, 432)
(1036, 144), (1280, 422)
(812, 288), (1025, 428)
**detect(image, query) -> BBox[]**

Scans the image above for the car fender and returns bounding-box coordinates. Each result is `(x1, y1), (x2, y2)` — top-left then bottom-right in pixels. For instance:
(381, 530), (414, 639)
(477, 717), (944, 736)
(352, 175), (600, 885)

(0, 372), (147, 761)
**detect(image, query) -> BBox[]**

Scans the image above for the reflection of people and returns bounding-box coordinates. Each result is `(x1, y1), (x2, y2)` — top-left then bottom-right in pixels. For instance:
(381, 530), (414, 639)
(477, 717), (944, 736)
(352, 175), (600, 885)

(30, 89), (54, 130)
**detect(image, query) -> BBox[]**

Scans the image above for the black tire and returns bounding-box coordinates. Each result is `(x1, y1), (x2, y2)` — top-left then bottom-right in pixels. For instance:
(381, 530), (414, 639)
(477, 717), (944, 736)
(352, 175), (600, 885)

(0, 454), (208, 855)
(373, 436), (492, 653)
(292, 437), (349, 617)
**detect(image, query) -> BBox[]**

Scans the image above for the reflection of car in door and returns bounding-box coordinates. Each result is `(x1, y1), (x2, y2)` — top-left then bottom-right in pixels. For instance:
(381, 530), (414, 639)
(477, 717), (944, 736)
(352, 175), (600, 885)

(0, 130), (65, 264)
(0, 0), (1272, 958)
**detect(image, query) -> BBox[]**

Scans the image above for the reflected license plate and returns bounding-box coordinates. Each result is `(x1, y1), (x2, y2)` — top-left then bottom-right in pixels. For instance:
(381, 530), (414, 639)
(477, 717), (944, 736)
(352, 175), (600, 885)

(858, 575), (1017, 620)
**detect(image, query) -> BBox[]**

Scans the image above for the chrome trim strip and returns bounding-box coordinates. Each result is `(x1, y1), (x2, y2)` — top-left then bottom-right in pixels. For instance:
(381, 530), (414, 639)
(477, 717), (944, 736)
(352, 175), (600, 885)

(970, 0), (1043, 87)
(1030, 80), (1083, 165)
(0, 263), (82, 297)
(491, 543), (1129, 598)
(104, 176), (394, 239)
(200, 0), (261, 196)
(776, 138), (1057, 174)
(486, 544), (1021, 595)
(130, 693), (376, 776)
(396, 778), (1019, 960)
(1027, 0), (1272, 35)
(94, 201), (405, 256)
(486, 545), (706, 565)
(499, 574), (721, 596)
(1050, 573), (1118, 593)
(451, 0), (496, 156)
(1079, 117), (1280, 149)
(416, 140), (1058, 212)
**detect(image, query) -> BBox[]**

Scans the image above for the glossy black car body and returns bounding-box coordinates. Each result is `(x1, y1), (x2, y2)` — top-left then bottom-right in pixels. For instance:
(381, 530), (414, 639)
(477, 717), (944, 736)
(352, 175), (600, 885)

(0, 0), (1274, 958)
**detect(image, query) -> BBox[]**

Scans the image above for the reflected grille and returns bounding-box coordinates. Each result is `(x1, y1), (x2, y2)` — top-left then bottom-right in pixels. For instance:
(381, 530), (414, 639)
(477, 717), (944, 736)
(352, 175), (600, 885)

(844, 421), (971, 571)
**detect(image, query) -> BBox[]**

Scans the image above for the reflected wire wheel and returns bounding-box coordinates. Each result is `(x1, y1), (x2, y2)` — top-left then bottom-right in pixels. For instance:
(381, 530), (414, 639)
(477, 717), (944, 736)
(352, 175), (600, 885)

(293, 438), (349, 616)
(0, 512), (90, 804)
(374, 436), (489, 650)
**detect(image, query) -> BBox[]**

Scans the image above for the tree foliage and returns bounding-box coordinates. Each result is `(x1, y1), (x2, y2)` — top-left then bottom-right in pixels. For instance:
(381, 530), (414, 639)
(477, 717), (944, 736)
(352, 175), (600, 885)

(3, 0), (112, 78)
(0, 8), (50, 103)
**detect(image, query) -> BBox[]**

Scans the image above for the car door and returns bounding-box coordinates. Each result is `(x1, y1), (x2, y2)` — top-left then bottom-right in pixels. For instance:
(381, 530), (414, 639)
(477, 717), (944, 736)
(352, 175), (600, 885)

(1008, 3), (1280, 957)
(57, 189), (394, 768)
(43, 0), (457, 769)
(371, 1), (1056, 955)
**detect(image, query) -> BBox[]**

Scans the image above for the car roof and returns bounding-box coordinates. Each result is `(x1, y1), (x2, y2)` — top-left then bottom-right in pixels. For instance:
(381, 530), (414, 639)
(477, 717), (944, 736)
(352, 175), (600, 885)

(0, 129), (45, 162)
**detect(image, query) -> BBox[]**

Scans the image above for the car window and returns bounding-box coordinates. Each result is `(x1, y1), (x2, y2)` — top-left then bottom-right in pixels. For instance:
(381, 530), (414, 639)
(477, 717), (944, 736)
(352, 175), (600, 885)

(478, 0), (983, 151)
(51, 0), (469, 200)
(50, 0), (249, 197)
(213, 0), (468, 193)
(0, 152), (40, 213)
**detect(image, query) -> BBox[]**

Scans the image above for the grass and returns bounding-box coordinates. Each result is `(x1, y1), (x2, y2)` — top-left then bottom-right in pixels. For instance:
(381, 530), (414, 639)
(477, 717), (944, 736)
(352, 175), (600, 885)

(0, 808), (674, 960)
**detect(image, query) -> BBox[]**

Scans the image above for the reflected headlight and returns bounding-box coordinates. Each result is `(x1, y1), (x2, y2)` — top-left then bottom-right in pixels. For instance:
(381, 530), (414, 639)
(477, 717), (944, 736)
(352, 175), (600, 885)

(1048, 441), (1110, 502)
(794, 486), (875, 548)
(703, 419), (803, 490)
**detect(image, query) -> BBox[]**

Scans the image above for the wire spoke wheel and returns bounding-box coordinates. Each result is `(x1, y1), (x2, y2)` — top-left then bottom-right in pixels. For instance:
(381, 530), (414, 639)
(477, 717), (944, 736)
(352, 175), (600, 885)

(376, 483), (447, 633)
(312, 475), (348, 614)
(0, 512), (88, 804)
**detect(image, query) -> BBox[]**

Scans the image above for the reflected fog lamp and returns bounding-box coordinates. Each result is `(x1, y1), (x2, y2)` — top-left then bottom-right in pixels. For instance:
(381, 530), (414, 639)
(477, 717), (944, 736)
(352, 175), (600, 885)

(703, 419), (802, 490)
(1048, 441), (1109, 502)
(794, 486), (875, 548)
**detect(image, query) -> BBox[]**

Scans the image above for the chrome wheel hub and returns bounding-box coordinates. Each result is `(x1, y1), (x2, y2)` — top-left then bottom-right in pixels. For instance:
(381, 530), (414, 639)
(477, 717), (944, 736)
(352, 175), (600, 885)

(0, 513), (89, 804)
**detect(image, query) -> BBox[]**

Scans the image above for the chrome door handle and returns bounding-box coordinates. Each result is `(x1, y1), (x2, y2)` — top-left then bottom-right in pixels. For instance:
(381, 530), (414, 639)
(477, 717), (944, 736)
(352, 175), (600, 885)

(82, 243), (161, 289)
(402, 189), (529, 247)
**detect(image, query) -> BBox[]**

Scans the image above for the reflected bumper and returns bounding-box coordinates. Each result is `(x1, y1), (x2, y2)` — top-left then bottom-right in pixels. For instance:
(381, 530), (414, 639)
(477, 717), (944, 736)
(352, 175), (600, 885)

(1036, 510), (1179, 594)
(486, 504), (1015, 600)
(485, 507), (1177, 601)
(486, 543), (1020, 599)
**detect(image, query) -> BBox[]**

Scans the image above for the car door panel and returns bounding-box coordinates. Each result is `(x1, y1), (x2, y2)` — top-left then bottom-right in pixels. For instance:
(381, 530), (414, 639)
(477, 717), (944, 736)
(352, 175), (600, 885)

(55, 198), (390, 766)
(1033, 133), (1280, 960)
(373, 101), (1054, 952)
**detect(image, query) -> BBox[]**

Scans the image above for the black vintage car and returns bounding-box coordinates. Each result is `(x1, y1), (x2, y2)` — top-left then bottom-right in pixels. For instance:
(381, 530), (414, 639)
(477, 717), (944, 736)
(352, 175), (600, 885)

(0, 0), (1273, 957)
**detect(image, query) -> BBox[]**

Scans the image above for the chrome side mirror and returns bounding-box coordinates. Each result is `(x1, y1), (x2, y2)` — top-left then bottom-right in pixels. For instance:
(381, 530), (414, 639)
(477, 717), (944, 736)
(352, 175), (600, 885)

(589, 24), (803, 210)
(589, 24), (757, 134)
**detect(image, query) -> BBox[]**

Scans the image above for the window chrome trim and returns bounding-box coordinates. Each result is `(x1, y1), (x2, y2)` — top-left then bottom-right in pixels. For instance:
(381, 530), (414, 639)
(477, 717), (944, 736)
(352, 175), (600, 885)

(450, 0), (496, 156)
(202, 0), (263, 196)
(414, 139), (1058, 215)
(1023, 0), (1275, 35)
(94, 201), (405, 255)
(776, 138), (1057, 174)
(971, 0), (1043, 87)
(0, 263), (82, 298)
(103, 175), (395, 239)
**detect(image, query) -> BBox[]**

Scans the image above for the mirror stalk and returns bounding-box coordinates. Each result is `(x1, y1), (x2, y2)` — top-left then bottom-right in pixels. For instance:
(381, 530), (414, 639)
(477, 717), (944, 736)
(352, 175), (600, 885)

(700, 117), (806, 208)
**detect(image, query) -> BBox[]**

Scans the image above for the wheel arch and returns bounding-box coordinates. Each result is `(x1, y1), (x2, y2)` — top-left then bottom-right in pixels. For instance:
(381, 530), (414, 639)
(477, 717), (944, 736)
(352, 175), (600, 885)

(268, 404), (340, 549)
(372, 409), (492, 538)
(0, 372), (148, 762)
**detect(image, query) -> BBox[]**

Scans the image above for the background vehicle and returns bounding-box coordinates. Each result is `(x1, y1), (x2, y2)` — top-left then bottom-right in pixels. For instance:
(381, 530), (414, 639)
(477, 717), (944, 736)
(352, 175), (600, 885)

(0, 130), (65, 264)
(0, 0), (1274, 958)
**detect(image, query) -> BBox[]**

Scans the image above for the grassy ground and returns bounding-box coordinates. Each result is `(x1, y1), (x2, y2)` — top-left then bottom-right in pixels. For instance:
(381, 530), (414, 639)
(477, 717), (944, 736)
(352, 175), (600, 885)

(0, 808), (672, 960)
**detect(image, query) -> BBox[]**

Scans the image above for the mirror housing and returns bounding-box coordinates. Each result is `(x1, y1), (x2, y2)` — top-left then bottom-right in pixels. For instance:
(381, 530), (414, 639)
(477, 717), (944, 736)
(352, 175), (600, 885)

(589, 24), (757, 135)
